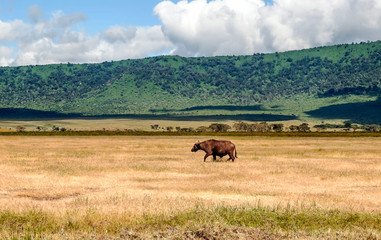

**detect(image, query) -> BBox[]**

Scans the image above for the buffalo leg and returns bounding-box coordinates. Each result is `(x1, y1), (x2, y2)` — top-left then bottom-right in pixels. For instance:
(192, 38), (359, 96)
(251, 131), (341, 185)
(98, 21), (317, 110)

(213, 154), (217, 161)
(204, 153), (211, 162)
(228, 153), (235, 162)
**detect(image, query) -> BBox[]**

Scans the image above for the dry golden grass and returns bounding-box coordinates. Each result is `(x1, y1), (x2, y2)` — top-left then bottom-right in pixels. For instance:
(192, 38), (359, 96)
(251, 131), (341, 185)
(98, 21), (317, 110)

(0, 136), (380, 238)
(0, 118), (312, 132)
(0, 128), (12, 132)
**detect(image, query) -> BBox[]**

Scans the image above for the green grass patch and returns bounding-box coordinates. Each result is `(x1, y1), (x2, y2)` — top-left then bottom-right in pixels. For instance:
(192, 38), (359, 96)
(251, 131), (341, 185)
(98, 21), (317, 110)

(137, 205), (381, 234)
(1, 205), (380, 239)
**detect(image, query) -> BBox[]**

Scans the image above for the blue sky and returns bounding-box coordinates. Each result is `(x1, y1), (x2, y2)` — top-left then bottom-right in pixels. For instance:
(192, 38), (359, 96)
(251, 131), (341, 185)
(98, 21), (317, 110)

(1, 0), (164, 33)
(0, 0), (380, 66)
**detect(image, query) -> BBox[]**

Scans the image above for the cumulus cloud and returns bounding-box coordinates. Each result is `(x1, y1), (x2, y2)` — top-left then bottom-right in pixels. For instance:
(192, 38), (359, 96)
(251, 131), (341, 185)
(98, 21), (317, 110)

(0, 46), (14, 66)
(51, 10), (87, 29)
(259, 0), (381, 52)
(102, 25), (137, 43)
(155, 0), (266, 56)
(11, 23), (173, 66)
(98, 25), (174, 60)
(0, 19), (29, 42)
(0, 5), (173, 66)
(155, 0), (381, 56)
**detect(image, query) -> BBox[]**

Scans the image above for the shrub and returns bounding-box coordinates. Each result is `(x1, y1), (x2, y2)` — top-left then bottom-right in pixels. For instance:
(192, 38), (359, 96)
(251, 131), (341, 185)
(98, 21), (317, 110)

(209, 123), (231, 132)
(16, 126), (25, 132)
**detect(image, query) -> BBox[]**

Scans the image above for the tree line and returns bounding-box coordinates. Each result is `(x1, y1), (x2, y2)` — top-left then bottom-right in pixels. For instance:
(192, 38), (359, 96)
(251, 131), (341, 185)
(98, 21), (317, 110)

(12, 122), (381, 133)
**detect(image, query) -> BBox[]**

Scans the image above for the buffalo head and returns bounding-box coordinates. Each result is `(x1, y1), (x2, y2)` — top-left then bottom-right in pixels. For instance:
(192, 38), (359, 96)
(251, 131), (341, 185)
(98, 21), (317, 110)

(191, 142), (201, 152)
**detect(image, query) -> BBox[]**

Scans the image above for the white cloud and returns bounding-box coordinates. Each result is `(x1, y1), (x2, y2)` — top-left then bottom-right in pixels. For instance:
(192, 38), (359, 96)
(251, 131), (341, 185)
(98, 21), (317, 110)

(155, 0), (266, 56)
(51, 10), (87, 29)
(12, 24), (173, 66)
(96, 25), (174, 61)
(102, 25), (137, 43)
(260, 0), (381, 51)
(0, 19), (29, 42)
(1, 5), (173, 66)
(155, 0), (381, 56)
(0, 46), (14, 66)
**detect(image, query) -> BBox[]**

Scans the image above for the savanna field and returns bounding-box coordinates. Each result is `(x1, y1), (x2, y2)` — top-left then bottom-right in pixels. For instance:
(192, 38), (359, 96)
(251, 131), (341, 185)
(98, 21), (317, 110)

(0, 136), (380, 239)
(3, 3), (381, 240)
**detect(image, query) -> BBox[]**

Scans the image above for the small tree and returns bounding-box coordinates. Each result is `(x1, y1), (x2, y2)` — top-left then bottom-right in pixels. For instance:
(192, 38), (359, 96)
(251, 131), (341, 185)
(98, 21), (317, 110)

(233, 121), (249, 131)
(196, 126), (211, 132)
(180, 127), (194, 132)
(344, 122), (352, 128)
(271, 123), (284, 132)
(364, 125), (381, 132)
(249, 122), (270, 132)
(16, 126), (25, 132)
(209, 123), (231, 132)
(151, 124), (159, 130)
(352, 124), (360, 132)
(298, 123), (311, 132)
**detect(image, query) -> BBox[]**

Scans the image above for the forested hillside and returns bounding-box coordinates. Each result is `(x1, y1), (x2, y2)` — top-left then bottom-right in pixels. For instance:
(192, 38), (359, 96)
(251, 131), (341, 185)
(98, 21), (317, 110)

(1, 41), (381, 123)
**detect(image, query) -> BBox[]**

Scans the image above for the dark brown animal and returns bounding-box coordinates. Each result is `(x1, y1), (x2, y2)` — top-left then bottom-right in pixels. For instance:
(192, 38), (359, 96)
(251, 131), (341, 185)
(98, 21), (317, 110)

(191, 139), (237, 162)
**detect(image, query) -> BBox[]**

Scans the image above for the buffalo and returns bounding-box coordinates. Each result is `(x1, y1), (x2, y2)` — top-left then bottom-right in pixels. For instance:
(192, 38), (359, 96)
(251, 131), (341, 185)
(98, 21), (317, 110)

(191, 139), (237, 162)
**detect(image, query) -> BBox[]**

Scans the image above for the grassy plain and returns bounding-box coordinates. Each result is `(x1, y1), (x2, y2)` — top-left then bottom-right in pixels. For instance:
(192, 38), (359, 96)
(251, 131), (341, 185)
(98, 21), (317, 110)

(0, 118), (237, 132)
(0, 136), (380, 239)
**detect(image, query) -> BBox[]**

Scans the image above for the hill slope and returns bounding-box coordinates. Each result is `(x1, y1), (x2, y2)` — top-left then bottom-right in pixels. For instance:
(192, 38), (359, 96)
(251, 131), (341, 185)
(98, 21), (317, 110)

(1, 41), (381, 123)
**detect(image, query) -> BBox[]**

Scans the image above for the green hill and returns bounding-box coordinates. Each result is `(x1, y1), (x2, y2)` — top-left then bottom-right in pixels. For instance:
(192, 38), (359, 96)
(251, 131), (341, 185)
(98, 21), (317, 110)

(1, 41), (381, 124)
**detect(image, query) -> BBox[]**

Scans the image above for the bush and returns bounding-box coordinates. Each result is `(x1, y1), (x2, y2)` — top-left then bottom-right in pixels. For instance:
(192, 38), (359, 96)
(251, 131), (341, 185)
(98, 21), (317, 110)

(363, 125), (381, 132)
(209, 123), (231, 132)
(233, 121), (271, 132)
(289, 123), (310, 132)
(16, 126), (25, 132)
(271, 124), (284, 132)
(196, 126), (212, 132)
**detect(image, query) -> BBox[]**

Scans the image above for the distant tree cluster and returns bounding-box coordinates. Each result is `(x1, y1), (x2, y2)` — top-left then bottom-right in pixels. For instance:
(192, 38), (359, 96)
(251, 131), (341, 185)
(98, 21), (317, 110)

(151, 123), (231, 132)
(150, 122), (310, 133)
(288, 123), (311, 132)
(233, 121), (284, 132)
(208, 123), (231, 132)
(9, 121), (381, 133)
(314, 123), (381, 132)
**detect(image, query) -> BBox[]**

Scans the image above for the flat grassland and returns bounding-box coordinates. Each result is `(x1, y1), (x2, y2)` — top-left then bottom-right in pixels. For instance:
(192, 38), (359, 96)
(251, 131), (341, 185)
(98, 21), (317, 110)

(0, 136), (380, 239)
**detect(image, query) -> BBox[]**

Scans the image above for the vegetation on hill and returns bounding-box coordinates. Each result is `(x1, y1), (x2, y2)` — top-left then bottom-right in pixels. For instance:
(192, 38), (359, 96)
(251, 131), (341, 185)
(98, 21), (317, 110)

(1, 41), (381, 123)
